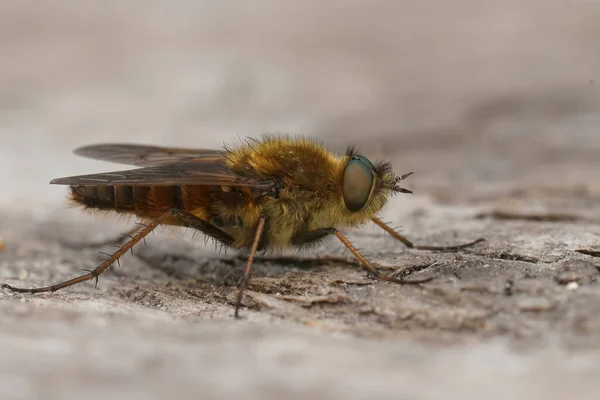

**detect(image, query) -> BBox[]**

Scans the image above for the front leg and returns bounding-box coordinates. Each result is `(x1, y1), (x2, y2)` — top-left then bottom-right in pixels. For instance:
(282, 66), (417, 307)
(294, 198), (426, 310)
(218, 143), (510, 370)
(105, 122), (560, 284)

(371, 216), (485, 251)
(292, 227), (392, 281)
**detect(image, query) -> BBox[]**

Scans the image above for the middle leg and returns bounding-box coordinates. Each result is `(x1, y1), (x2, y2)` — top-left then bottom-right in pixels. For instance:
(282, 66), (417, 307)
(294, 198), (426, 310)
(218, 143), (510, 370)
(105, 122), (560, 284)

(292, 227), (396, 281)
(371, 216), (485, 251)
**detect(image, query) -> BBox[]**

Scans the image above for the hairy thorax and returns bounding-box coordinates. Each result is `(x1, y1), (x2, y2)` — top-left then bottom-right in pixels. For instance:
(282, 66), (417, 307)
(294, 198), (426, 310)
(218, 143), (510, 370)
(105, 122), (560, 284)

(206, 137), (394, 250)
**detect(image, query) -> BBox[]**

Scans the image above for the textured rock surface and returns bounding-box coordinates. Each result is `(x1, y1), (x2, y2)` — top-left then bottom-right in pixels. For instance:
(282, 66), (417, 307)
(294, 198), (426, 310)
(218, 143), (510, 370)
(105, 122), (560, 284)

(1, 1), (600, 399)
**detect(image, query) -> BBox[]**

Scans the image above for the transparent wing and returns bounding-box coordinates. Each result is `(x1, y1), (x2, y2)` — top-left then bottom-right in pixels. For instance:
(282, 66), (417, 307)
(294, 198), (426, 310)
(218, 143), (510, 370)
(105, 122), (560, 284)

(51, 157), (273, 188)
(74, 143), (224, 167)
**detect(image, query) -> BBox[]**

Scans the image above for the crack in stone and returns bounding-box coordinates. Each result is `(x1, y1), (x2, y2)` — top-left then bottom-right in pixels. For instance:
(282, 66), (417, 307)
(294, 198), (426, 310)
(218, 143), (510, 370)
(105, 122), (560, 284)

(482, 253), (542, 264)
(576, 249), (600, 258)
(476, 210), (598, 224)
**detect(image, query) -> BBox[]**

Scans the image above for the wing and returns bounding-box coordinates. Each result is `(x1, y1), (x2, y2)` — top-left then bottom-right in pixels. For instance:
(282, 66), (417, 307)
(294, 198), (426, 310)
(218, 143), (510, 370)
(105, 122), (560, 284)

(51, 157), (273, 188)
(74, 143), (224, 167)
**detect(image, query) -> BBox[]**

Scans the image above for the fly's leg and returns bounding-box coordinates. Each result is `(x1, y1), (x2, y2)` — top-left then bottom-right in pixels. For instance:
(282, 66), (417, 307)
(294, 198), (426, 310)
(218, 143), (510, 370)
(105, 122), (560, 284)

(371, 216), (485, 251)
(291, 227), (432, 283)
(2, 210), (175, 294)
(331, 229), (399, 281)
(292, 227), (395, 280)
(234, 217), (266, 318)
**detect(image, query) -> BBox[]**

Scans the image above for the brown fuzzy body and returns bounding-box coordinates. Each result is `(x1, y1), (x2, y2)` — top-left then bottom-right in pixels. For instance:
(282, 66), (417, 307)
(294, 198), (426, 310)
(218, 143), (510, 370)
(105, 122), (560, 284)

(70, 137), (397, 251)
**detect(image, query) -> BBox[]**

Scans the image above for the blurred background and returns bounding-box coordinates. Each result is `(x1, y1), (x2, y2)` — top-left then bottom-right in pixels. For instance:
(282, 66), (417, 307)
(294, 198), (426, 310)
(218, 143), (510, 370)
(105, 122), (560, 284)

(1, 0), (599, 217)
(2, 2), (600, 399)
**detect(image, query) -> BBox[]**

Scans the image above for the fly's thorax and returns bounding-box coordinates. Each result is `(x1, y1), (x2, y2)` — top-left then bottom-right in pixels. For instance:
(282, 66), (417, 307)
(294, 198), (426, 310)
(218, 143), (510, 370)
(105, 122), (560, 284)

(223, 200), (302, 250)
(260, 191), (317, 228)
(252, 187), (326, 250)
(224, 136), (342, 185)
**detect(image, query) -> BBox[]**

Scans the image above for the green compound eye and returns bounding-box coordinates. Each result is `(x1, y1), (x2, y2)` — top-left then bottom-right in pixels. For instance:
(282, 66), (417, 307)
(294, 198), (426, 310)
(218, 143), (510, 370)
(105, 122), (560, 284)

(356, 155), (374, 169)
(342, 157), (375, 212)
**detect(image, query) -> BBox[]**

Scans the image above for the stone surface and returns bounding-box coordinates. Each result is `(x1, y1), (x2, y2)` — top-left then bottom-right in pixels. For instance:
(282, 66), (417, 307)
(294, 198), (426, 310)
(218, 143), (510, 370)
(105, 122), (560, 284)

(1, 1), (600, 399)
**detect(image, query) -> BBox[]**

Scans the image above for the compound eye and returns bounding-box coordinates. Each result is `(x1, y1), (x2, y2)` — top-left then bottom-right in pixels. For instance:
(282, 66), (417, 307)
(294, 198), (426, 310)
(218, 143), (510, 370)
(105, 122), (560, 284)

(356, 155), (374, 169)
(342, 157), (374, 212)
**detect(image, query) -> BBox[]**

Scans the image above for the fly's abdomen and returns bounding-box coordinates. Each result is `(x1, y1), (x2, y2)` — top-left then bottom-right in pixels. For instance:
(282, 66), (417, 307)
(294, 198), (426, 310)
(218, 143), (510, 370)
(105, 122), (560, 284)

(70, 185), (134, 212)
(70, 185), (184, 217)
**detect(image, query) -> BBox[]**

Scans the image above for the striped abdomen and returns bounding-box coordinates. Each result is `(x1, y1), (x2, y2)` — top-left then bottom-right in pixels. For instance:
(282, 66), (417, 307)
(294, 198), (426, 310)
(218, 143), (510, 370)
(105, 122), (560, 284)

(70, 185), (188, 218)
